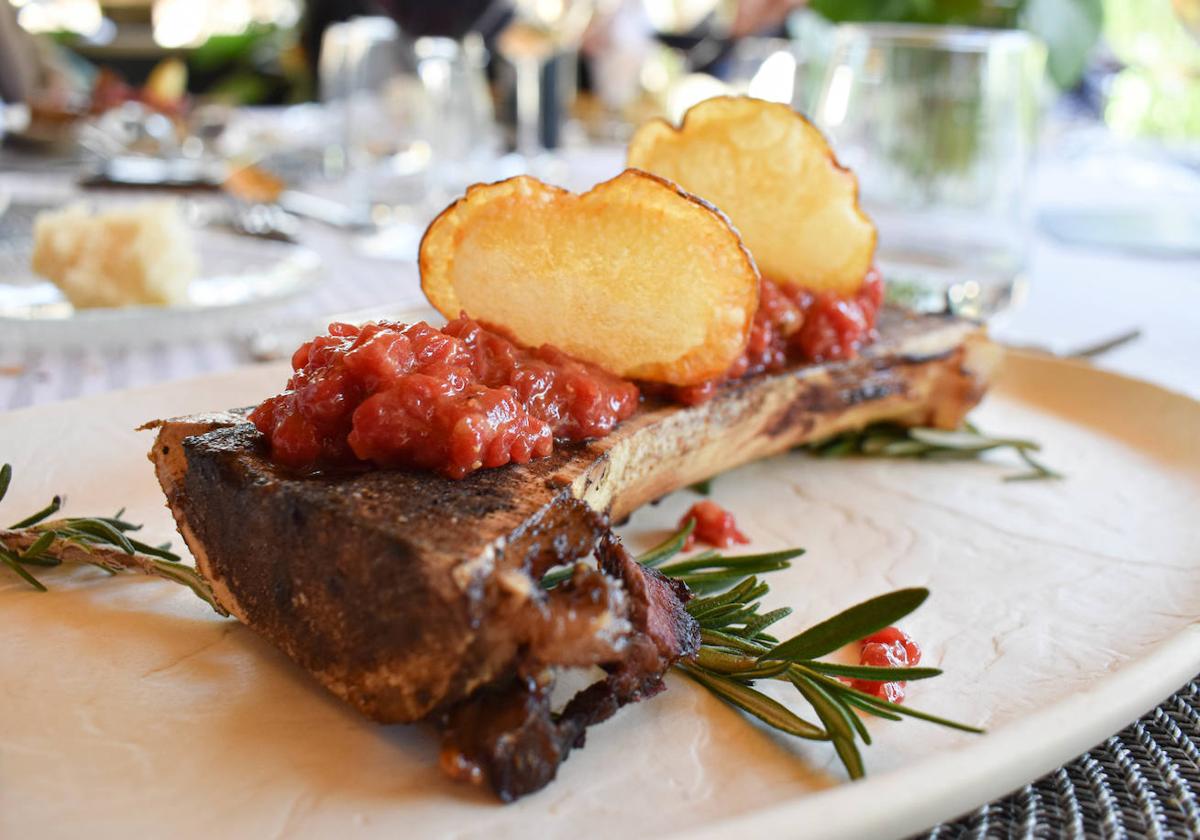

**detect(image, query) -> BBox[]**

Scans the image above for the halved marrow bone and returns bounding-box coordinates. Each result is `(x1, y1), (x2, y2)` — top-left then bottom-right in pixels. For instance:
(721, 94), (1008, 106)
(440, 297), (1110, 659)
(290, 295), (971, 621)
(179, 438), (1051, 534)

(147, 309), (996, 729)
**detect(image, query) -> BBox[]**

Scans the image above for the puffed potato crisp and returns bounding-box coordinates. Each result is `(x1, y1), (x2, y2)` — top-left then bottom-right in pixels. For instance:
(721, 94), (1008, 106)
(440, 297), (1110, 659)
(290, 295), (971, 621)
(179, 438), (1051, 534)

(420, 170), (759, 386)
(628, 96), (876, 295)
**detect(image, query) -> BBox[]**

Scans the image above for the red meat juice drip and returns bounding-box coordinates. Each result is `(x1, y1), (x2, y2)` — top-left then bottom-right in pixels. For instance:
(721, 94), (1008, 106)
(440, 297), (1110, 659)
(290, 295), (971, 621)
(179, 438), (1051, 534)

(851, 626), (922, 704)
(249, 317), (640, 479)
(678, 500), (750, 550)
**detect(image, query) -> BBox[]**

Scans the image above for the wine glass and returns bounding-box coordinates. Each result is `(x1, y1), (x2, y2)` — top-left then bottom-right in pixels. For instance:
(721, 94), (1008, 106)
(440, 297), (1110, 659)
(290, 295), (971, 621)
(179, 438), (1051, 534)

(496, 0), (598, 174)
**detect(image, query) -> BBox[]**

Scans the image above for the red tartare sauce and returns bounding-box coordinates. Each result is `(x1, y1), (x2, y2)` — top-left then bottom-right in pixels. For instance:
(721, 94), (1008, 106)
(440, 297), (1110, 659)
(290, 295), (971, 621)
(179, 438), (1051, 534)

(851, 626), (921, 704)
(679, 500), (749, 550)
(252, 271), (884, 479)
(250, 317), (639, 478)
(668, 268), (885, 405)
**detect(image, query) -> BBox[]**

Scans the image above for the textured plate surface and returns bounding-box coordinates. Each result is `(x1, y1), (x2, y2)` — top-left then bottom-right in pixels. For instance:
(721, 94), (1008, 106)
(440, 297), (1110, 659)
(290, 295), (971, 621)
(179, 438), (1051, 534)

(0, 350), (1198, 840)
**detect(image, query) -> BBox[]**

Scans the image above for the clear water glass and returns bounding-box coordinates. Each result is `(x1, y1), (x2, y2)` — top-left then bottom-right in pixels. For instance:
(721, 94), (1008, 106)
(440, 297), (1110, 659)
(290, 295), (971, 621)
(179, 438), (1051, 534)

(813, 24), (1046, 319)
(319, 18), (496, 258)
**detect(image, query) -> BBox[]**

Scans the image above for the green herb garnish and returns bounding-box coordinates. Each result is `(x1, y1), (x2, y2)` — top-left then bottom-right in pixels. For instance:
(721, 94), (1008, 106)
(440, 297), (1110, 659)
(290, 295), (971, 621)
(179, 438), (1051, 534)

(618, 524), (981, 780)
(804, 420), (1063, 481)
(0, 464), (227, 614)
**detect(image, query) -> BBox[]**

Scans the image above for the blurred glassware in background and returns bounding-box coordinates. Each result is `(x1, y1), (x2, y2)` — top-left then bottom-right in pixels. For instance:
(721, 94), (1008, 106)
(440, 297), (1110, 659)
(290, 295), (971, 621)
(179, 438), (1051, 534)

(726, 37), (803, 105)
(319, 17), (496, 259)
(75, 100), (229, 187)
(414, 35), (498, 195)
(496, 0), (598, 175)
(320, 17), (423, 217)
(815, 24), (1046, 320)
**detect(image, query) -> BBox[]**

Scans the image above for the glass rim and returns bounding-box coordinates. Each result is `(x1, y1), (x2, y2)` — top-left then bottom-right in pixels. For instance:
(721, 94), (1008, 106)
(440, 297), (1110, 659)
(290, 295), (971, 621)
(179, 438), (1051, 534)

(833, 22), (1041, 53)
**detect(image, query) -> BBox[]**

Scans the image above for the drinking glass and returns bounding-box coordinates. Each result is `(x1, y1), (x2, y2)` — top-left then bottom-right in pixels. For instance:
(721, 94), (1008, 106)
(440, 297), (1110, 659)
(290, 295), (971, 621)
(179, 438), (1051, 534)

(320, 18), (496, 258)
(725, 37), (807, 108)
(320, 17), (423, 220)
(813, 24), (1046, 319)
(496, 0), (597, 173)
(413, 34), (499, 200)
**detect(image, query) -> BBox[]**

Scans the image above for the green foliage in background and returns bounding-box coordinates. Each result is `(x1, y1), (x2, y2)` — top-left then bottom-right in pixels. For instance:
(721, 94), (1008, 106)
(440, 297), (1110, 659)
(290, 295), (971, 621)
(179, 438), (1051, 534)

(808, 0), (1104, 87)
(806, 0), (1019, 27)
(1022, 0), (1103, 87)
(188, 24), (312, 105)
(1102, 0), (1200, 139)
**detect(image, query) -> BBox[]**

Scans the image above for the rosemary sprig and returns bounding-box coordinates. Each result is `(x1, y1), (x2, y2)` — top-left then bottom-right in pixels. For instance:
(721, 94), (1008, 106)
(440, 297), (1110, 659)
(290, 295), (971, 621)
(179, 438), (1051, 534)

(630, 524), (982, 781)
(804, 420), (1063, 481)
(0, 464), (228, 615)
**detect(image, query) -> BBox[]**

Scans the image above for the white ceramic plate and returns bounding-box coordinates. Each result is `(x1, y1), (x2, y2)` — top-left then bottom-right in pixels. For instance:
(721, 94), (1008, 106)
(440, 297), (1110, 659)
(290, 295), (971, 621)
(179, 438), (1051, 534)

(0, 201), (321, 348)
(1, 350), (1198, 839)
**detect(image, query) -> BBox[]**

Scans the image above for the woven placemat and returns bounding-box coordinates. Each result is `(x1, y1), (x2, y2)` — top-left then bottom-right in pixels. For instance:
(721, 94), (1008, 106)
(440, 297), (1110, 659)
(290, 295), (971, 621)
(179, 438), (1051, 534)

(919, 679), (1200, 838)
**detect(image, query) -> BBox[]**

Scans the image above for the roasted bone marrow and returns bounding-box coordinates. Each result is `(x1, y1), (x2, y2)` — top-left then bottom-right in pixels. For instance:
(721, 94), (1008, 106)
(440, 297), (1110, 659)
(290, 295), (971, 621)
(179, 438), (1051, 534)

(148, 98), (999, 800)
(149, 308), (994, 797)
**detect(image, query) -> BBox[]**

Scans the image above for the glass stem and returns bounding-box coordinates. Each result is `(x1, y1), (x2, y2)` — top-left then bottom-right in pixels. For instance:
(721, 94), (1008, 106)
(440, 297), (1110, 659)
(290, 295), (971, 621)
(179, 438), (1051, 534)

(514, 56), (544, 161)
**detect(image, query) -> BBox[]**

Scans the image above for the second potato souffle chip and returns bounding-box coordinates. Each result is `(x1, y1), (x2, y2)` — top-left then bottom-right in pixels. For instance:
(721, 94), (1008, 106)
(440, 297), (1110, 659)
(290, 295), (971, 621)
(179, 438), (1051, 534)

(419, 170), (760, 387)
(628, 96), (877, 296)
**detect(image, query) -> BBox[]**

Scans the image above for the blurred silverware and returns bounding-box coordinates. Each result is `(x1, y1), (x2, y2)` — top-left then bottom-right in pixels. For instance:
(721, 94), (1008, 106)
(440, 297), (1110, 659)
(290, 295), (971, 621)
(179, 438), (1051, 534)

(1061, 328), (1144, 359)
(1006, 328), (1143, 360)
(229, 203), (301, 243)
(184, 199), (300, 244)
(277, 190), (375, 232)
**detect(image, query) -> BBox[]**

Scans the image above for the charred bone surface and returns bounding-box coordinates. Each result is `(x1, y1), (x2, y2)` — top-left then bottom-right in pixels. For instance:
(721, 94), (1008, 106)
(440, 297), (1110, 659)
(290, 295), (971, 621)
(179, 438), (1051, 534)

(147, 308), (995, 800)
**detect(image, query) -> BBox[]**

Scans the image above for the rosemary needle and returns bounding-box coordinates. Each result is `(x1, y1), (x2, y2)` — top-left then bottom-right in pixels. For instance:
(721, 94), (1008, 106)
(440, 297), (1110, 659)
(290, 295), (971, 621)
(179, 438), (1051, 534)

(804, 419), (1063, 482)
(0, 464), (228, 615)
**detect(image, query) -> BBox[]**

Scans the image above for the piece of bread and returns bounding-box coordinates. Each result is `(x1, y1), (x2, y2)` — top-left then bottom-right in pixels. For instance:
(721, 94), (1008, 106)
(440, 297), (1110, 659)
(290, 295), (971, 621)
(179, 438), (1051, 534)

(31, 200), (198, 308)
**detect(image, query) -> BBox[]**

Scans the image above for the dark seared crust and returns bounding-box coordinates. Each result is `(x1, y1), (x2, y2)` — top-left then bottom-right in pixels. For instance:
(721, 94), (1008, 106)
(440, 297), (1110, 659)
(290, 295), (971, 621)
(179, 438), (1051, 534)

(174, 437), (604, 721)
(152, 307), (998, 724)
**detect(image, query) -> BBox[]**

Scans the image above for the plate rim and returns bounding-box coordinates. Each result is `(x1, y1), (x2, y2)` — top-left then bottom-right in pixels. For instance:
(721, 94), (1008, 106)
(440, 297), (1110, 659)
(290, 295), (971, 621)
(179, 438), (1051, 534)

(0, 246), (322, 324)
(0, 199), (323, 333)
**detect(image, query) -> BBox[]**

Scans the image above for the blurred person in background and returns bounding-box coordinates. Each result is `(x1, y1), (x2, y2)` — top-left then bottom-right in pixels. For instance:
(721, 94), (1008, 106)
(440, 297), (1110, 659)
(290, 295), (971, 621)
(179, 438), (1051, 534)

(0, 0), (108, 113)
(731, 0), (806, 36)
(0, 0), (41, 103)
